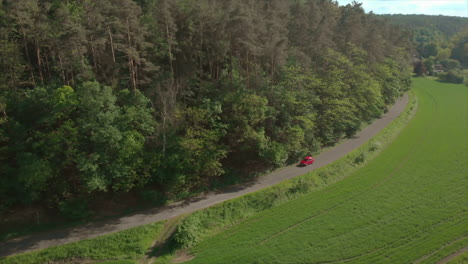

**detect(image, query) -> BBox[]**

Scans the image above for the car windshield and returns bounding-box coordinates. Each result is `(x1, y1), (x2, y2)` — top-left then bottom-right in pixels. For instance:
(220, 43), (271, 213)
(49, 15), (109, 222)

(303, 158), (309, 161)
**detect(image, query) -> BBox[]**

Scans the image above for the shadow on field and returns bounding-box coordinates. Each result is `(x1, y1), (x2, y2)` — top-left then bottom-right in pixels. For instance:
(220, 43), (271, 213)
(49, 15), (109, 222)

(218, 180), (257, 194)
(0, 218), (122, 258)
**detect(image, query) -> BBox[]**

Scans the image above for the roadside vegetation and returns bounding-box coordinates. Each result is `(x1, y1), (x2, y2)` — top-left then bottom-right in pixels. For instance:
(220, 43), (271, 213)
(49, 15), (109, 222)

(0, 222), (164, 264)
(158, 78), (467, 263)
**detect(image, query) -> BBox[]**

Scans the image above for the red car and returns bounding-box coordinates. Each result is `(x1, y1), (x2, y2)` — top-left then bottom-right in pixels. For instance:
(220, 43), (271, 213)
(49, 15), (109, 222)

(299, 156), (315, 166)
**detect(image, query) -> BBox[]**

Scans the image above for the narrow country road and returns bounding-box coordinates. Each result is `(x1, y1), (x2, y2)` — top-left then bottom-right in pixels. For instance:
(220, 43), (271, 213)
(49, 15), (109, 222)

(0, 94), (409, 258)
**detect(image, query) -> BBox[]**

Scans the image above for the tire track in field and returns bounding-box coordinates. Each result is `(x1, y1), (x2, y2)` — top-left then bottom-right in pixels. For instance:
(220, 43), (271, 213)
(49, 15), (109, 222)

(258, 89), (438, 246)
(436, 246), (468, 264)
(307, 195), (466, 262)
(258, 130), (418, 246)
(413, 236), (468, 264)
(316, 211), (466, 264)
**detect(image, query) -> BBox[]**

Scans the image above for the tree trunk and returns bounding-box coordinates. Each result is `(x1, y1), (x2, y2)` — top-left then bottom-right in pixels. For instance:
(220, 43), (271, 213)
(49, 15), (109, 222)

(58, 54), (67, 85)
(20, 28), (35, 86)
(108, 26), (116, 63)
(246, 50), (250, 88)
(45, 51), (51, 79)
(90, 42), (98, 72)
(36, 44), (44, 84)
(126, 17), (137, 93)
(165, 17), (175, 83)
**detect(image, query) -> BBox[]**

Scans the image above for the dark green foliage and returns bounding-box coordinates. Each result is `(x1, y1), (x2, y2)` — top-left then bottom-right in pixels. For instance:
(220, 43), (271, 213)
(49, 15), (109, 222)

(0, 0), (416, 217)
(140, 190), (167, 206)
(414, 60), (427, 76)
(450, 28), (468, 66)
(58, 198), (90, 221)
(440, 59), (462, 71)
(0, 82), (154, 212)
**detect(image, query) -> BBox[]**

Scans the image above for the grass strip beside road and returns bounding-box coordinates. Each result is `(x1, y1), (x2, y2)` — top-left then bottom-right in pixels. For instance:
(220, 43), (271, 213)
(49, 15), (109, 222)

(0, 222), (164, 264)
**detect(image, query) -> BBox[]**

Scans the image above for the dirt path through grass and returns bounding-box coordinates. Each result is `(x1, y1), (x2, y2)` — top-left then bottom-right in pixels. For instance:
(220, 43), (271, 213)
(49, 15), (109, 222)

(0, 94), (408, 258)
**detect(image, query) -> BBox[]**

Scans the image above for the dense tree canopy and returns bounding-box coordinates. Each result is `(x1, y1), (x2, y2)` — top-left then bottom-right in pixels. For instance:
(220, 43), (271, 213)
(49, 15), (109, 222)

(0, 0), (413, 215)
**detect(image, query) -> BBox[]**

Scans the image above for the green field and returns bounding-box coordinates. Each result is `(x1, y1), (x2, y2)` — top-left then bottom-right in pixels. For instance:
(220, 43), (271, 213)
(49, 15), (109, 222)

(175, 78), (468, 263)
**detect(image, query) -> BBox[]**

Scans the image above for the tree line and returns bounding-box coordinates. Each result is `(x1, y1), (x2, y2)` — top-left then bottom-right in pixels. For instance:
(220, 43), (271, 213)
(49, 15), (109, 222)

(384, 14), (468, 83)
(0, 0), (412, 217)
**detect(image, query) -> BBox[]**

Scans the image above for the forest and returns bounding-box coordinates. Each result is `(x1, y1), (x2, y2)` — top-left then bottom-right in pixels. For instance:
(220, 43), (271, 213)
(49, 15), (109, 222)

(384, 14), (468, 83)
(0, 0), (414, 219)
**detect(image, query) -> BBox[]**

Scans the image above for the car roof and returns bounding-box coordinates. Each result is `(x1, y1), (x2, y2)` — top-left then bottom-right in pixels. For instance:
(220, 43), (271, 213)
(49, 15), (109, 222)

(304, 156), (313, 159)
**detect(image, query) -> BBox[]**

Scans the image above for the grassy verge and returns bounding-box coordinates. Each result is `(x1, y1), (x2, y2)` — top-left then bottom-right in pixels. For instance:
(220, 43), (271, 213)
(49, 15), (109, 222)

(0, 222), (164, 264)
(154, 92), (417, 259)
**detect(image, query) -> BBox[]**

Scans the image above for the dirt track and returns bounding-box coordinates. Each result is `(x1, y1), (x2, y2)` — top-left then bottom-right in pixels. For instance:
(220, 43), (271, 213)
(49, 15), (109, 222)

(0, 94), (409, 258)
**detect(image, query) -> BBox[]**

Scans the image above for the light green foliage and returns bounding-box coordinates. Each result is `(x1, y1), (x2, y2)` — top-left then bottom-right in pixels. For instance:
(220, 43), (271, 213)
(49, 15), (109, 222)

(175, 101), (227, 187)
(170, 79), (467, 263)
(375, 59), (407, 105)
(315, 48), (385, 144)
(436, 48), (451, 61)
(2, 222), (164, 264)
(265, 65), (320, 160)
(424, 58), (435, 75)
(76, 82), (155, 192)
(219, 77), (273, 171)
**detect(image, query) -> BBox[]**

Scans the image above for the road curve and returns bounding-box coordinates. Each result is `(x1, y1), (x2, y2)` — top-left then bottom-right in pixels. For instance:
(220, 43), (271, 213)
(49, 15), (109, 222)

(0, 94), (409, 258)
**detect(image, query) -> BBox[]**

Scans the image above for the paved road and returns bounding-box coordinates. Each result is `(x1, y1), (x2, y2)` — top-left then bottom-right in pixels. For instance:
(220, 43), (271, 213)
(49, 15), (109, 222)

(0, 94), (409, 258)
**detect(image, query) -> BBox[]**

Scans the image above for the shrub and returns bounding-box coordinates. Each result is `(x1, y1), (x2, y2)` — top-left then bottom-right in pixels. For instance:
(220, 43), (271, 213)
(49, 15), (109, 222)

(172, 214), (203, 249)
(438, 70), (465, 84)
(440, 59), (461, 71)
(369, 141), (382, 152)
(354, 152), (367, 164)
